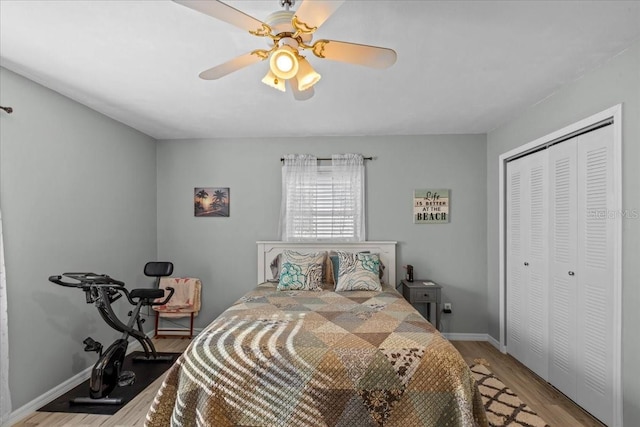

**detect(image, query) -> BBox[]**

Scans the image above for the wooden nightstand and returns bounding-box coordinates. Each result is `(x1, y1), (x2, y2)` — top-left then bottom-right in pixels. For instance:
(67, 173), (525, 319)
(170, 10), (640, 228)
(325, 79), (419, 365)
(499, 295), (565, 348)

(401, 279), (442, 330)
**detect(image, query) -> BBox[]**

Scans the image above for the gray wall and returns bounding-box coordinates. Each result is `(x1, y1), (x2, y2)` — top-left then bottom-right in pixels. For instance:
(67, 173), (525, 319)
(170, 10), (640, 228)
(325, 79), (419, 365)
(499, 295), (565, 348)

(486, 41), (640, 425)
(0, 68), (158, 410)
(156, 135), (488, 334)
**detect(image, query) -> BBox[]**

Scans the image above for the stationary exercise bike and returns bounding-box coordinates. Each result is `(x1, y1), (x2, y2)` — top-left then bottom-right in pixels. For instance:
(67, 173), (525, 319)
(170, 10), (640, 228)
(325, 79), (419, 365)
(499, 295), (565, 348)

(49, 262), (176, 405)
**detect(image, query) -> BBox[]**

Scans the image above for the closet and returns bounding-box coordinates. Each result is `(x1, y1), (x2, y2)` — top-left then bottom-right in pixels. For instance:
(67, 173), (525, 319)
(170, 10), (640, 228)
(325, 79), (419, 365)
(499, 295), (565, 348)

(506, 123), (616, 426)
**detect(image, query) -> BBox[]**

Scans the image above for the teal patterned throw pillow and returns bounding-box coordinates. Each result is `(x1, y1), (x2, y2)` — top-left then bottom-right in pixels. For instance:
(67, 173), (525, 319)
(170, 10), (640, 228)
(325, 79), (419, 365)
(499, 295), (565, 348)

(335, 251), (382, 292)
(277, 250), (326, 291)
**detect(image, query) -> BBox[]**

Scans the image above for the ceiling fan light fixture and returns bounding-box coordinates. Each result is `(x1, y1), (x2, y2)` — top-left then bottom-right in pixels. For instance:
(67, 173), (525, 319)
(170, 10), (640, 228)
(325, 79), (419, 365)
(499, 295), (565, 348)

(176, 0), (396, 101)
(261, 70), (286, 92)
(296, 57), (321, 91)
(269, 45), (299, 80)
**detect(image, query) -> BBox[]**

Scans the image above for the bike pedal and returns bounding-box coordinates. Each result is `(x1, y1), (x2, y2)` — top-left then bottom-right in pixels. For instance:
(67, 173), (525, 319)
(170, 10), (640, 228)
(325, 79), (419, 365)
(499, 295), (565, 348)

(82, 337), (103, 353)
(118, 371), (136, 387)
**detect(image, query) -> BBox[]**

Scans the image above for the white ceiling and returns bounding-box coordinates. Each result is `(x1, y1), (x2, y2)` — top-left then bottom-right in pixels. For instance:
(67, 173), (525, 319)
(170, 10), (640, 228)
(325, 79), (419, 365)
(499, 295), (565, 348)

(1, 1), (639, 140)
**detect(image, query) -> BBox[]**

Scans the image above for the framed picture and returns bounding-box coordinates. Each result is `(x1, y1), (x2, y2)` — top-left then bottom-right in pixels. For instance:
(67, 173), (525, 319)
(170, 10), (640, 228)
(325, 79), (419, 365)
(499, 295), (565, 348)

(194, 187), (229, 217)
(413, 189), (450, 223)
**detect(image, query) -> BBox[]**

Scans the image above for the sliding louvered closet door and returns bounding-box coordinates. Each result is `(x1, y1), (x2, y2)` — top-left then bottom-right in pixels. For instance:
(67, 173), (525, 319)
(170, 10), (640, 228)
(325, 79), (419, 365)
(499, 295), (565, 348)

(506, 149), (549, 380)
(507, 124), (615, 426)
(549, 125), (615, 425)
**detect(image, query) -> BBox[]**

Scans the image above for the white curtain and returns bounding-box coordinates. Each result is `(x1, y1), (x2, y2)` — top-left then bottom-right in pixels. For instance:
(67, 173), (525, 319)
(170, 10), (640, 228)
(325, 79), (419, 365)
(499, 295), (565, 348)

(279, 154), (318, 241)
(279, 153), (365, 242)
(0, 209), (11, 423)
(331, 153), (365, 241)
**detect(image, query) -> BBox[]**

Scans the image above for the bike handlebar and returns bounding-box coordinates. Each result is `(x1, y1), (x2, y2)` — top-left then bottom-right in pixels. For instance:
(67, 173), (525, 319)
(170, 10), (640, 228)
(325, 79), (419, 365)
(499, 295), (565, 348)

(48, 275), (73, 287)
(48, 272), (125, 288)
(50, 272), (175, 306)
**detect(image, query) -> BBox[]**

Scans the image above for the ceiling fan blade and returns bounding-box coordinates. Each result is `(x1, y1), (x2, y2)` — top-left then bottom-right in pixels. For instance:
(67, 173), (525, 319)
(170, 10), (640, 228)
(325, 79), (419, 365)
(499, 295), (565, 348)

(173, 0), (266, 33)
(290, 77), (315, 101)
(294, 0), (346, 30)
(312, 40), (397, 69)
(199, 52), (264, 80)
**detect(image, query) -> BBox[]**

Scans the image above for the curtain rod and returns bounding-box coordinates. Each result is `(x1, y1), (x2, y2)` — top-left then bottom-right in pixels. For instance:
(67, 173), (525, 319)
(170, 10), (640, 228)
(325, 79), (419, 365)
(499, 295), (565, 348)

(0, 106), (13, 114)
(280, 156), (374, 162)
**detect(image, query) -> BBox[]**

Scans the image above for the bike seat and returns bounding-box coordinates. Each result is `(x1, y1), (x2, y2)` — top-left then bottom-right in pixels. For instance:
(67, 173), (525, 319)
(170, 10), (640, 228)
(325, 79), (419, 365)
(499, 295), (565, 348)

(130, 288), (165, 301)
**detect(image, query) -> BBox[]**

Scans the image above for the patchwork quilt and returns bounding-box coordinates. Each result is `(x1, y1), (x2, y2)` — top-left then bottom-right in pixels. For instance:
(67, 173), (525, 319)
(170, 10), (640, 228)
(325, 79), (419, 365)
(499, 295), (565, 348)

(145, 283), (487, 427)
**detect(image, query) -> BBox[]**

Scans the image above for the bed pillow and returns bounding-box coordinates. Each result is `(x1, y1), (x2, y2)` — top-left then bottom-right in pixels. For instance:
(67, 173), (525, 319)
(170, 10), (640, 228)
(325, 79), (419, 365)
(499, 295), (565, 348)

(331, 252), (385, 285)
(271, 252), (334, 284)
(277, 250), (326, 291)
(269, 255), (282, 282)
(334, 251), (382, 292)
(330, 254), (340, 284)
(324, 255), (335, 285)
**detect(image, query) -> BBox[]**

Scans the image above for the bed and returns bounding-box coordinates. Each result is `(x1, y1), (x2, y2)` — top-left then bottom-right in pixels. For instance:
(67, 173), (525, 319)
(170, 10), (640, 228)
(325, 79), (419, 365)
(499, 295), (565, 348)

(145, 242), (487, 427)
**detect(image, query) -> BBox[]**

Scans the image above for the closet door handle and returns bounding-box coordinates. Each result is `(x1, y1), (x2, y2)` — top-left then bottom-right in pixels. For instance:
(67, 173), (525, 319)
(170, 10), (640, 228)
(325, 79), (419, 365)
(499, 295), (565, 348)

(568, 271), (575, 276)
(524, 262), (529, 266)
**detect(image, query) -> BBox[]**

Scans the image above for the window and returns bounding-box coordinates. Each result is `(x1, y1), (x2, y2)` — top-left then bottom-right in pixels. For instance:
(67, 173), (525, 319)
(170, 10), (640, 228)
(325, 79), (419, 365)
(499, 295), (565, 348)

(280, 154), (365, 241)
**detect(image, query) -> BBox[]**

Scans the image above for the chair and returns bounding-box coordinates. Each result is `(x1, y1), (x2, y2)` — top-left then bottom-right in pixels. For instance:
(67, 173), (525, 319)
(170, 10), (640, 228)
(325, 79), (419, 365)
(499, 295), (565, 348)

(152, 275), (201, 339)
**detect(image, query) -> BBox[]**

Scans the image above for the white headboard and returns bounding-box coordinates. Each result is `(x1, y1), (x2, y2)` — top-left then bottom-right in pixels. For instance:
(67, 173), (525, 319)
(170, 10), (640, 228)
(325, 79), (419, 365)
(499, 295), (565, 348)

(257, 241), (397, 286)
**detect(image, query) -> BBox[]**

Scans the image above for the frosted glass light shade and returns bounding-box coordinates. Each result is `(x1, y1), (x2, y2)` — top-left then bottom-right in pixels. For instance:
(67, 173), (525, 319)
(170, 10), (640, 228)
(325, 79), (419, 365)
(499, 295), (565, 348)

(269, 46), (299, 80)
(296, 57), (321, 91)
(261, 70), (286, 92)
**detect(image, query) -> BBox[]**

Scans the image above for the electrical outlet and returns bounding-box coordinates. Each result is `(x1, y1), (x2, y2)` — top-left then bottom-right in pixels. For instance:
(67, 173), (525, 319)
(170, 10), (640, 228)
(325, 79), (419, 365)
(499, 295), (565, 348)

(443, 303), (452, 313)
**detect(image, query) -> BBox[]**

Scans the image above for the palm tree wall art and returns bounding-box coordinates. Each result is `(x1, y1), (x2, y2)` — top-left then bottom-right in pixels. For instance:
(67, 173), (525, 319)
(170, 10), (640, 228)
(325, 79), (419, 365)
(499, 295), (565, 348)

(194, 187), (229, 217)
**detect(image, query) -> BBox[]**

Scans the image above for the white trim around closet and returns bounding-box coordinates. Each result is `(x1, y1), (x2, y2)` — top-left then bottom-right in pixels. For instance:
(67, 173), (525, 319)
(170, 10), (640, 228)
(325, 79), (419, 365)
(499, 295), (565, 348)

(497, 104), (622, 426)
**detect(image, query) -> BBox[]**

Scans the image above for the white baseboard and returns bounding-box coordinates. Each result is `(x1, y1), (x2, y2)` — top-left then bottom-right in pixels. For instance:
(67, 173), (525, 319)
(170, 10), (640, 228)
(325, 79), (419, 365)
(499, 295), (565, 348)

(155, 328), (203, 337)
(442, 332), (490, 341)
(486, 334), (501, 351)
(1, 330), (170, 427)
(2, 361), (93, 427)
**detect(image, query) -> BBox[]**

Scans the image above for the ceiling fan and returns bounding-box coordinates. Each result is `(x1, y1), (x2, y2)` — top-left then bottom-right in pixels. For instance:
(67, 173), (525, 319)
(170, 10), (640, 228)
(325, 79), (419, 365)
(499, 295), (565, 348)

(174, 0), (397, 100)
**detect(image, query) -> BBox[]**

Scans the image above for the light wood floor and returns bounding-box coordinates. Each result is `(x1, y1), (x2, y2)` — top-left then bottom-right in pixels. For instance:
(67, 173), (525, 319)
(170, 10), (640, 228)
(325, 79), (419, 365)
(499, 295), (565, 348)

(13, 339), (604, 426)
(452, 341), (605, 427)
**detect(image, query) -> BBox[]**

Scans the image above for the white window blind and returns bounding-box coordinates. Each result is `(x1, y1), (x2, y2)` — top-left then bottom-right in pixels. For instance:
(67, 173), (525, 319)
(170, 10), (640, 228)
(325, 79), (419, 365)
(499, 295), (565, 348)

(280, 154), (365, 242)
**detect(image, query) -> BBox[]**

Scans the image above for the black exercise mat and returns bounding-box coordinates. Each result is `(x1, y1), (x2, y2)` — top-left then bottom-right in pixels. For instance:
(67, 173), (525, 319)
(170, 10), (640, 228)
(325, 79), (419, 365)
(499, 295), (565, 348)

(38, 351), (180, 415)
